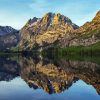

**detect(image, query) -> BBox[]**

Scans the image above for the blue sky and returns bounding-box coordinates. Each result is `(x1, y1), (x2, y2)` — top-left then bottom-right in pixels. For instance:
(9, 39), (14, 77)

(0, 0), (100, 29)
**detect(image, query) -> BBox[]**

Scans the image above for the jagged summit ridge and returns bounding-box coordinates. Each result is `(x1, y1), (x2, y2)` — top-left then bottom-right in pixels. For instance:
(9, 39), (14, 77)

(19, 12), (79, 50)
(0, 26), (19, 50)
(0, 26), (18, 36)
(92, 10), (100, 23)
(26, 12), (78, 29)
(60, 10), (100, 47)
(19, 11), (100, 50)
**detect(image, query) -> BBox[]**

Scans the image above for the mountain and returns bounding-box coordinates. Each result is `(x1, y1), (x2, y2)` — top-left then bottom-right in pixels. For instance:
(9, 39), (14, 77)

(0, 26), (17, 36)
(77, 11), (100, 34)
(0, 12), (99, 51)
(19, 12), (79, 50)
(59, 11), (100, 47)
(0, 26), (19, 50)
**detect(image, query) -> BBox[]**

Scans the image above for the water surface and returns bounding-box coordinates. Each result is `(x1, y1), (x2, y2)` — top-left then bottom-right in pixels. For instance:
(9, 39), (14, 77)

(0, 55), (100, 100)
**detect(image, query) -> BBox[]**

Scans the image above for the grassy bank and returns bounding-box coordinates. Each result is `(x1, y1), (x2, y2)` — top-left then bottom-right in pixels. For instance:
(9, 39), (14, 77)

(56, 42), (100, 56)
(0, 42), (100, 56)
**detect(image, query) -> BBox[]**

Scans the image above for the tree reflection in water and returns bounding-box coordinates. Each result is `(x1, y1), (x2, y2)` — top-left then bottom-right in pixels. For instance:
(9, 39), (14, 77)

(0, 55), (100, 95)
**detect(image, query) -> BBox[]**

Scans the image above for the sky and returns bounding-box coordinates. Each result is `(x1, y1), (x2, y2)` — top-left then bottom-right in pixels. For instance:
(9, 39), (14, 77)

(0, 0), (100, 29)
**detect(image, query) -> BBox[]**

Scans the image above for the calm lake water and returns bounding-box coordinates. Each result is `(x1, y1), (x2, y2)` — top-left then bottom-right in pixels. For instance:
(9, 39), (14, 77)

(0, 55), (100, 100)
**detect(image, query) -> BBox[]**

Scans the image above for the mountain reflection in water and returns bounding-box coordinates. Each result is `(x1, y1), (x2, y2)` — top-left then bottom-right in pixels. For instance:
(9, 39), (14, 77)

(0, 55), (100, 100)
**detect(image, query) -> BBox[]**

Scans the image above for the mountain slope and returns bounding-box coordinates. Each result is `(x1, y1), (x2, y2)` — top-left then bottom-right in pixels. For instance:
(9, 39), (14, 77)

(19, 12), (79, 50)
(0, 26), (19, 50)
(19, 11), (100, 50)
(59, 11), (100, 47)
(0, 26), (17, 36)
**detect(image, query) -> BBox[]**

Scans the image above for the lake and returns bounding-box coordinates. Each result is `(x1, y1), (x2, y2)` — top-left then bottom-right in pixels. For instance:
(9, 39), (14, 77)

(0, 55), (100, 100)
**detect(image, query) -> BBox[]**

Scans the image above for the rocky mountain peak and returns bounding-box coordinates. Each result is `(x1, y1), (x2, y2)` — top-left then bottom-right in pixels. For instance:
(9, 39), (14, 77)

(19, 12), (79, 50)
(41, 12), (75, 26)
(44, 12), (55, 17)
(28, 17), (39, 25)
(53, 13), (72, 25)
(76, 10), (100, 33)
(40, 12), (55, 24)
(95, 10), (100, 17)
(0, 25), (19, 50)
(0, 26), (18, 36)
(92, 11), (100, 23)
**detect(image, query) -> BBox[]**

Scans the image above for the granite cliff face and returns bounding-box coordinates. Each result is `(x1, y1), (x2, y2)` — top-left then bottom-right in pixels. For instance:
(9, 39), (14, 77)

(0, 11), (100, 50)
(60, 11), (100, 47)
(19, 11), (100, 50)
(0, 26), (19, 50)
(19, 12), (78, 50)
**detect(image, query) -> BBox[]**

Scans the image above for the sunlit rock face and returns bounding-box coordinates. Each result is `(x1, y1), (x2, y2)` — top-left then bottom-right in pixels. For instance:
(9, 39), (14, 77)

(19, 11), (100, 50)
(19, 56), (100, 94)
(59, 11), (100, 47)
(19, 12), (78, 50)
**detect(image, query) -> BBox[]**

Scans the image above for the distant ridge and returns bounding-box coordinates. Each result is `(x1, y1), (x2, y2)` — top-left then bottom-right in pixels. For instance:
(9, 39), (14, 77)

(0, 26), (19, 50)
